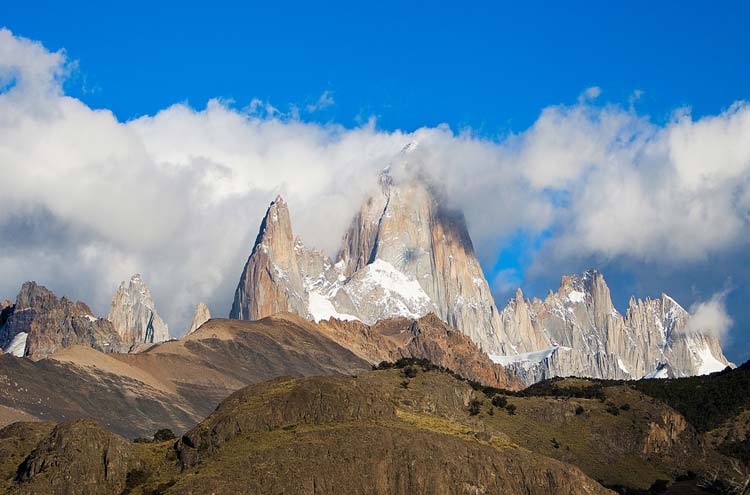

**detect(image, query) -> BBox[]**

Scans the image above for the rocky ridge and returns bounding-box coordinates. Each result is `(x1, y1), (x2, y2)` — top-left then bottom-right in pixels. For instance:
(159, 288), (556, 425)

(0, 282), (122, 359)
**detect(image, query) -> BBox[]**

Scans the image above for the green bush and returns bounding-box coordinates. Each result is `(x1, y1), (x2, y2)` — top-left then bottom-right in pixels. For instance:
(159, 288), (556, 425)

(491, 395), (508, 408)
(575, 405), (585, 415)
(505, 404), (517, 415)
(468, 399), (483, 416)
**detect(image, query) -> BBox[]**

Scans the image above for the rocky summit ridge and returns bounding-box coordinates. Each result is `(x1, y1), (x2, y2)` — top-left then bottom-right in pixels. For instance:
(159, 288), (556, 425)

(230, 168), (731, 384)
(0, 282), (122, 359)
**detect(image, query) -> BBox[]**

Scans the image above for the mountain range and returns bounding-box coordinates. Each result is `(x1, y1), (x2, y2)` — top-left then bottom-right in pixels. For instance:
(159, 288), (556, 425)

(0, 154), (741, 494)
(230, 165), (731, 384)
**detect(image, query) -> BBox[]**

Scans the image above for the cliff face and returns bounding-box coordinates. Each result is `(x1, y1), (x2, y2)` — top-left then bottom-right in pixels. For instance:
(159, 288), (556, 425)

(0, 282), (122, 359)
(108, 274), (169, 349)
(491, 270), (732, 384)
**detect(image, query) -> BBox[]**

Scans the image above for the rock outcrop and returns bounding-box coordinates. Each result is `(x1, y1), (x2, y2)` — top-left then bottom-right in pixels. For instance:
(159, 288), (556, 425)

(108, 274), (169, 349)
(14, 419), (133, 495)
(0, 282), (122, 359)
(186, 303), (211, 335)
(490, 270), (732, 384)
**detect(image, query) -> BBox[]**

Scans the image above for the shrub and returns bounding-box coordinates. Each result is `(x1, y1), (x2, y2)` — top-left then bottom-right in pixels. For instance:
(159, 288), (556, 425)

(400, 380), (410, 389)
(487, 406), (494, 416)
(551, 437), (560, 449)
(153, 428), (176, 442)
(402, 366), (418, 379)
(468, 399), (483, 416)
(491, 395), (508, 408)
(619, 403), (631, 411)
(605, 402), (620, 415)
(506, 404), (517, 415)
(575, 405), (585, 415)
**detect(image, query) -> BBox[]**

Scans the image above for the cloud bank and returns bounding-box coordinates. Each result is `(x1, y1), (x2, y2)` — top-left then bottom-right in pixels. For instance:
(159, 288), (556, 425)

(685, 292), (734, 342)
(1, 28), (749, 336)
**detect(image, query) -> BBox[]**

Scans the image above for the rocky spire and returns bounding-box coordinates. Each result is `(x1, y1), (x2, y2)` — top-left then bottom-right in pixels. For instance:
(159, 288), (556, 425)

(186, 303), (211, 335)
(336, 177), (508, 352)
(230, 196), (309, 320)
(108, 274), (169, 348)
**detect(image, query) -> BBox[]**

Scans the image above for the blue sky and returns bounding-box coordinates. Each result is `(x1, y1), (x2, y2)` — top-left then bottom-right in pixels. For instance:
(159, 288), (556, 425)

(4, 1), (749, 128)
(1, 1), (749, 362)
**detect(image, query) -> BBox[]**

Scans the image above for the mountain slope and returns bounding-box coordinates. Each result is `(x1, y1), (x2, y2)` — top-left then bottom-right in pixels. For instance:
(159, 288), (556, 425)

(316, 313), (523, 390)
(1, 364), (743, 494)
(0, 313), (525, 437)
(0, 315), (371, 438)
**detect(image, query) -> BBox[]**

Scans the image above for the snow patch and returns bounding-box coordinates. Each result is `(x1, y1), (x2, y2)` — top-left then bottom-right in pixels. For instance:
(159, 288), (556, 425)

(617, 357), (631, 375)
(307, 292), (359, 323)
(568, 290), (585, 304)
(5, 332), (28, 357)
(696, 344), (727, 375)
(644, 366), (670, 379)
(358, 259), (431, 306)
(489, 346), (560, 370)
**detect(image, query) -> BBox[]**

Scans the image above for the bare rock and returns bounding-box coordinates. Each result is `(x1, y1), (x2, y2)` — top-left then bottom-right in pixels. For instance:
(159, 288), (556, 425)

(108, 274), (169, 349)
(186, 302), (211, 335)
(0, 282), (122, 359)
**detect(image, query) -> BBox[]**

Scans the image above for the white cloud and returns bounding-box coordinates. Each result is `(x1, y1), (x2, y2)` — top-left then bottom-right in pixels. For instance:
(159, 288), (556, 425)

(305, 90), (334, 112)
(684, 292), (733, 342)
(0, 29), (749, 335)
(578, 86), (602, 102)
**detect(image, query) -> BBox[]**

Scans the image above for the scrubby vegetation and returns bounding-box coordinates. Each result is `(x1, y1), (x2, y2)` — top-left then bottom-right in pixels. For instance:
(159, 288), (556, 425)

(629, 362), (748, 432)
(374, 357), (750, 435)
(468, 399), (482, 416)
(133, 428), (176, 444)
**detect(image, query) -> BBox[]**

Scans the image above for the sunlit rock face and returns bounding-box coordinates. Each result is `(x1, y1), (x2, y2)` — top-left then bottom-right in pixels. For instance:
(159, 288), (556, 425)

(186, 302), (211, 335)
(108, 274), (169, 349)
